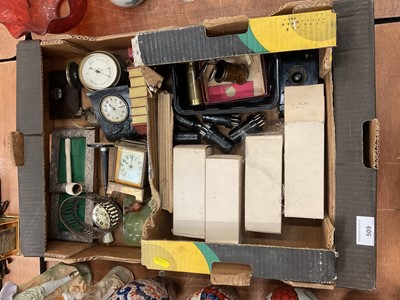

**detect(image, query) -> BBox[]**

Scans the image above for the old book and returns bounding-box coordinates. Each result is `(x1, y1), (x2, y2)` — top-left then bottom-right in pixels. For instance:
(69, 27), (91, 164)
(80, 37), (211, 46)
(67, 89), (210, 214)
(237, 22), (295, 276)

(132, 114), (147, 125)
(130, 76), (146, 87)
(130, 96), (147, 108)
(129, 86), (147, 99)
(127, 66), (142, 77)
(131, 106), (147, 116)
(157, 93), (174, 213)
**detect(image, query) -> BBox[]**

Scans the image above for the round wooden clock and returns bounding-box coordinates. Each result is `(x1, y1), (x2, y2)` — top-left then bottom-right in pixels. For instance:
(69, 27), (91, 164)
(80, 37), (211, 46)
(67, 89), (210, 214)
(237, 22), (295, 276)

(87, 86), (138, 142)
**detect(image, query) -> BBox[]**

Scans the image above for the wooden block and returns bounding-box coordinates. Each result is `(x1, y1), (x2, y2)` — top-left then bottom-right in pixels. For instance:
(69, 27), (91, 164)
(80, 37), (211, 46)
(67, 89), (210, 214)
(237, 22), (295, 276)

(131, 106), (147, 116)
(129, 86), (147, 99)
(128, 67), (142, 77)
(130, 96), (147, 108)
(206, 155), (243, 244)
(245, 134), (283, 234)
(132, 114), (147, 125)
(130, 76), (146, 87)
(173, 145), (213, 239)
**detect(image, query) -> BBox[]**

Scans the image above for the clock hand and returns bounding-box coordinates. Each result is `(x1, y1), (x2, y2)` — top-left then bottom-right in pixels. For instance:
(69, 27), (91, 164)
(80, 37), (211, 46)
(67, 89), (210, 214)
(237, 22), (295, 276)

(89, 67), (112, 78)
(96, 71), (112, 78)
(98, 67), (111, 72)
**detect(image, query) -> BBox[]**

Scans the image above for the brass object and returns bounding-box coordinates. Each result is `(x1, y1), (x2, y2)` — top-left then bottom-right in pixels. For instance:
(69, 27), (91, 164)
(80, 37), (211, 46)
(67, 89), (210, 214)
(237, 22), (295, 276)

(0, 217), (19, 258)
(186, 62), (204, 106)
(212, 60), (249, 84)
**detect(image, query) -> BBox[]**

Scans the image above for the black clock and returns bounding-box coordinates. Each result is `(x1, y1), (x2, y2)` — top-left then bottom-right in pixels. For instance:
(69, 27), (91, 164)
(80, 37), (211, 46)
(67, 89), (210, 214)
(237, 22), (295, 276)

(87, 85), (138, 142)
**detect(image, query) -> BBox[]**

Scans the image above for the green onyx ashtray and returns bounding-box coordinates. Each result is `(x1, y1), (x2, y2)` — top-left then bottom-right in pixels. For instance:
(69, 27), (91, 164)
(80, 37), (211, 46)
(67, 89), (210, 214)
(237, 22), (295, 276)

(122, 195), (152, 247)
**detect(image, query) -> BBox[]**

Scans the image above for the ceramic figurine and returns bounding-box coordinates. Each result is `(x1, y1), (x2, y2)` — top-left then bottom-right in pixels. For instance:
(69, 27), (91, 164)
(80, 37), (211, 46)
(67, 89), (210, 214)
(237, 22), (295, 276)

(108, 276), (177, 300)
(0, 0), (87, 38)
(14, 271), (79, 300)
(109, 0), (145, 8)
(266, 285), (319, 300)
(64, 266), (134, 300)
(123, 196), (152, 246)
(186, 285), (240, 300)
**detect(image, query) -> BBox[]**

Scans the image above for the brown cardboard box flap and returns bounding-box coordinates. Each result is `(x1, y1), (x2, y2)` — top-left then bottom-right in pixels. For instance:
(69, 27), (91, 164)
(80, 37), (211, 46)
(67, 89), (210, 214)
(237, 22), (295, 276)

(45, 241), (94, 259)
(46, 244), (141, 264)
(210, 262), (252, 286)
(272, 0), (333, 16)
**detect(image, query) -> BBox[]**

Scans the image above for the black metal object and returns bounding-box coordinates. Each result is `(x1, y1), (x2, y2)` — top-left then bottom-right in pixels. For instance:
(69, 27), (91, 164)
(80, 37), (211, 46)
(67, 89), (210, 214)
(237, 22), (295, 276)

(172, 54), (279, 115)
(228, 114), (266, 143)
(87, 86), (138, 142)
(173, 131), (201, 144)
(87, 143), (115, 191)
(278, 50), (319, 117)
(198, 124), (235, 153)
(202, 114), (241, 128)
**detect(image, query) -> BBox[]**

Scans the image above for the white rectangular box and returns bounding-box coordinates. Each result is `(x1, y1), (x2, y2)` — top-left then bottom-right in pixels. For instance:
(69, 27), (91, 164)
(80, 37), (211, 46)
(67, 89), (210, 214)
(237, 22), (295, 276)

(245, 134), (283, 234)
(205, 155), (244, 244)
(173, 144), (213, 238)
(284, 84), (325, 219)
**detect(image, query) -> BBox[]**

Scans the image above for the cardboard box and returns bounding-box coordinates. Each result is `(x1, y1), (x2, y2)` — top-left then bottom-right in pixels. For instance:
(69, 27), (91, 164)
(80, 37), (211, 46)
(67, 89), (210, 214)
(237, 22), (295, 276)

(132, 10), (337, 66)
(284, 84), (325, 219)
(245, 134), (283, 234)
(173, 145), (213, 239)
(139, 3), (338, 287)
(15, 0), (377, 291)
(205, 155), (244, 244)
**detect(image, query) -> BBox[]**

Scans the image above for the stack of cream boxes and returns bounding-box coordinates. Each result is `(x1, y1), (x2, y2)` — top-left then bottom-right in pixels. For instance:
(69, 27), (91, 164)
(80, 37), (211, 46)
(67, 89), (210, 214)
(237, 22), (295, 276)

(173, 84), (325, 242)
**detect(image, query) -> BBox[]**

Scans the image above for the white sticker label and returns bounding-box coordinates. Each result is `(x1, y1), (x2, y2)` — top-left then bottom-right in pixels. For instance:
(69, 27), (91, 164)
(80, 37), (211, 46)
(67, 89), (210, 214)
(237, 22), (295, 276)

(356, 216), (375, 246)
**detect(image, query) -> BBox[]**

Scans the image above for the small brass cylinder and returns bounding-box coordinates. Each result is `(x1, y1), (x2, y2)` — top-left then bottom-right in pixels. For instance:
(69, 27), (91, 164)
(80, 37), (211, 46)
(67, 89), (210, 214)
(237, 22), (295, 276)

(186, 62), (204, 106)
(213, 60), (249, 84)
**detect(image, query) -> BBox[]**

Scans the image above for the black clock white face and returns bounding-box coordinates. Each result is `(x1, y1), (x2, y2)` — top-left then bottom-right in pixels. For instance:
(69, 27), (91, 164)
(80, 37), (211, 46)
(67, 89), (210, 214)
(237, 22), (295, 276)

(100, 95), (129, 124)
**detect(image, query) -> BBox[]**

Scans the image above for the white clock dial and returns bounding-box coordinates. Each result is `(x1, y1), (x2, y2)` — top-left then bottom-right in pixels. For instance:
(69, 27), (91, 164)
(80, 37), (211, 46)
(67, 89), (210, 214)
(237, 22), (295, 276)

(115, 147), (147, 187)
(79, 51), (121, 90)
(100, 95), (129, 124)
(92, 204), (111, 230)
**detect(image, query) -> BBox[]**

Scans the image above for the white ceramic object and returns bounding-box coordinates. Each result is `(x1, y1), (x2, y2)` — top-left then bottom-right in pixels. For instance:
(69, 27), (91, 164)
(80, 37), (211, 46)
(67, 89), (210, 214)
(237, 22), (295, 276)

(65, 138), (83, 196)
(109, 0), (145, 8)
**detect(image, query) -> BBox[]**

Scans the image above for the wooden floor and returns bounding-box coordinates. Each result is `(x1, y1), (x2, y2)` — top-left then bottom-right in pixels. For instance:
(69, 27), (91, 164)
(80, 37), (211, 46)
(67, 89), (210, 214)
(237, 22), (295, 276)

(1, 0), (399, 298)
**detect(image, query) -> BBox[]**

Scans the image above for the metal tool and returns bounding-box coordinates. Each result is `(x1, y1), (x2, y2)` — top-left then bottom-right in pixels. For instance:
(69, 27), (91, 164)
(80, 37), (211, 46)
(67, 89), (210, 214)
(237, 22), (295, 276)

(174, 114), (201, 131)
(211, 60), (249, 84)
(173, 131), (201, 144)
(229, 114), (266, 143)
(198, 124), (235, 153)
(202, 114), (241, 128)
(87, 143), (115, 193)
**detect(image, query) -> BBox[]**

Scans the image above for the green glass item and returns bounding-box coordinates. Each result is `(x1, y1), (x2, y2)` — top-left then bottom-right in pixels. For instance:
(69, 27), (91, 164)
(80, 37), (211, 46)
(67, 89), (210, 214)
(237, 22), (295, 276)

(58, 193), (86, 232)
(123, 196), (152, 247)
